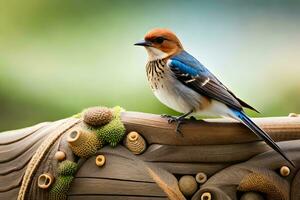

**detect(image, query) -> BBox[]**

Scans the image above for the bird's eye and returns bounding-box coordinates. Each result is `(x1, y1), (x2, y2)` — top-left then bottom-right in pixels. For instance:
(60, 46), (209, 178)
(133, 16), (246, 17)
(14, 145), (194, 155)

(154, 37), (165, 44)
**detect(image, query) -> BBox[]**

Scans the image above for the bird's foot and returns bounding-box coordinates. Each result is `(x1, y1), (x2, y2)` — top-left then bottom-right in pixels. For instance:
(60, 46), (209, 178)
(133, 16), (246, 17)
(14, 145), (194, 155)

(161, 114), (178, 123)
(161, 114), (186, 136)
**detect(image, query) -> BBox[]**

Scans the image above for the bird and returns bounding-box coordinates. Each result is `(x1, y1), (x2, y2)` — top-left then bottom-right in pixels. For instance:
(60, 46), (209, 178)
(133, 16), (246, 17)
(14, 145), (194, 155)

(134, 28), (295, 167)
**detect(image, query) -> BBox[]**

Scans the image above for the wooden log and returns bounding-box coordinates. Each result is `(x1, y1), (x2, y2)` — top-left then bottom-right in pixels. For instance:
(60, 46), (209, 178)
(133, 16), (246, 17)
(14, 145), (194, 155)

(153, 162), (228, 176)
(69, 178), (166, 197)
(76, 153), (155, 183)
(141, 142), (269, 163)
(122, 112), (300, 145)
(291, 169), (300, 200)
(192, 139), (300, 200)
(0, 110), (300, 200)
(69, 195), (168, 200)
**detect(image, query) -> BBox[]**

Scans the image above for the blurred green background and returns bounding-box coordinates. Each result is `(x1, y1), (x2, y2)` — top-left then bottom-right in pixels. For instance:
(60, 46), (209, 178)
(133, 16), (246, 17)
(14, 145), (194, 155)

(0, 0), (299, 131)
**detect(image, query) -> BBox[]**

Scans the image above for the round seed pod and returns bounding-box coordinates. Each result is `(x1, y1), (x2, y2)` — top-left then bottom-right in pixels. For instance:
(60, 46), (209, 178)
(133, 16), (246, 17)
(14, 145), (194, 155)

(96, 107), (126, 147)
(280, 166), (290, 177)
(178, 175), (197, 197)
(49, 176), (73, 200)
(124, 131), (147, 155)
(195, 172), (207, 184)
(201, 192), (212, 200)
(38, 173), (54, 189)
(67, 129), (102, 158)
(83, 107), (113, 126)
(95, 155), (106, 167)
(54, 151), (66, 161)
(240, 192), (264, 200)
(58, 160), (78, 176)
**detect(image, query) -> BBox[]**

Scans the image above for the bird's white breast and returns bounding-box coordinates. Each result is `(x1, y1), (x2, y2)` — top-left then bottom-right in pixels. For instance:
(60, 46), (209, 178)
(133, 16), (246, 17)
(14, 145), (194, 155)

(145, 47), (168, 61)
(149, 63), (202, 113)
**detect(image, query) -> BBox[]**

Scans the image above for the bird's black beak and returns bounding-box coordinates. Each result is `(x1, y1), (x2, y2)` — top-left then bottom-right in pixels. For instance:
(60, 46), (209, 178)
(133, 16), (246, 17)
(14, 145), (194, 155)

(134, 40), (152, 47)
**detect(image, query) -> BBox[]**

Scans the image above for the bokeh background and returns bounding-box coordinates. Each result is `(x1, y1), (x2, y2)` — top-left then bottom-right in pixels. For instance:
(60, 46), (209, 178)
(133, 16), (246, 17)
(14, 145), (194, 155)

(1, 0), (299, 131)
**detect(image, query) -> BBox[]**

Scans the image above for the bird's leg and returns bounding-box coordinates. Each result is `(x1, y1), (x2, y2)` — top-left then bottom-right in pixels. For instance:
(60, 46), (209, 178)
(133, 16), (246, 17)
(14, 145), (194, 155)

(161, 110), (193, 135)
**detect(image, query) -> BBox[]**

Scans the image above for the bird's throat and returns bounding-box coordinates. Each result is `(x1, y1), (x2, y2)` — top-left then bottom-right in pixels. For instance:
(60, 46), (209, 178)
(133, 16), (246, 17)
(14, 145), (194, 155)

(145, 47), (168, 61)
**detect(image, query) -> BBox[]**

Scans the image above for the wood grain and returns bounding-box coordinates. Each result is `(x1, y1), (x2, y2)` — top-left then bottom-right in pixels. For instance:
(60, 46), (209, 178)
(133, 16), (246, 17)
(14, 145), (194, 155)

(68, 195), (168, 200)
(291, 169), (300, 200)
(69, 178), (166, 197)
(122, 112), (300, 145)
(141, 142), (270, 163)
(0, 111), (300, 200)
(153, 162), (228, 176)
(76, 154), (154, 183)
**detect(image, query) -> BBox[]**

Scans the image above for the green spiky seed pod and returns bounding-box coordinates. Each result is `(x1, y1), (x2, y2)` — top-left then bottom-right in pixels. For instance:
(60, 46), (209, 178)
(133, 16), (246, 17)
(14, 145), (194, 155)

(49, 176), (73, 200)
(57, 160), (78, 176)
(67, 129), (102, 158)
(96, 106), (126, 147)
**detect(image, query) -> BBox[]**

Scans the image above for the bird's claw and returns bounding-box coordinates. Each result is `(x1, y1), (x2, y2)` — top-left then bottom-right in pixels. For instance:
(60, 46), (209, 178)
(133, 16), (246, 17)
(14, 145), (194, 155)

(161, 114), (173, 119)
(161, 114), (185, 136)
(161, 114), (180, 123)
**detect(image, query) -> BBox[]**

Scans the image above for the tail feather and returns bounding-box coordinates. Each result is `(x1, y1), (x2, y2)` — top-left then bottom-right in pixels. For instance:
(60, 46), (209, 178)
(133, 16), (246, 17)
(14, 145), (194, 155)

(232, 109), (295, 167)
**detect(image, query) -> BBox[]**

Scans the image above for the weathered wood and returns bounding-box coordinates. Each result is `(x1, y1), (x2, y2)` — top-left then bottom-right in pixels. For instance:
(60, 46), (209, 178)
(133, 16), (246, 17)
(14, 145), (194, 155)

(122, 112), (300, 145)
(145, 163), (186, 200)
(0, 122), (49, 145)
(68, 195), (168, 200)
(193, 139), (300, 200)
(141, 142), (269, 163)
(0, 121), (53, 195)
(76, 152), (155, 183)
(18, 118), (80, 200)
(73, 146), (185, 200)
(153, 162), (228, 176)
(0, 188), (20, 200)
(0, 110), (300, 200)
(291, 169), (300, 200)
(69, 178), (166, 196)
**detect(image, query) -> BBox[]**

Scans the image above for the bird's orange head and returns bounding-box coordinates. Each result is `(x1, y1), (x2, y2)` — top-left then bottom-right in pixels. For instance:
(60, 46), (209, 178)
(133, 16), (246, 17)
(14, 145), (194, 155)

(135, 28), (183, 60)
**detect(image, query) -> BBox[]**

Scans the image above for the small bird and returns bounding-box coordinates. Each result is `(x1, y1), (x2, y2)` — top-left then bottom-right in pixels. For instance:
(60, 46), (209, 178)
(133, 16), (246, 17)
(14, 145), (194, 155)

(135, 28), (295, 167)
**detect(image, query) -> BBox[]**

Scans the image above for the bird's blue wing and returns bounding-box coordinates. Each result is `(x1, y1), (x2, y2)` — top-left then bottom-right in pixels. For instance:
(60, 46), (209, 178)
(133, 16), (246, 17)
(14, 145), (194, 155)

(171, 51), (208, 74)
(169, 50), (244, 111)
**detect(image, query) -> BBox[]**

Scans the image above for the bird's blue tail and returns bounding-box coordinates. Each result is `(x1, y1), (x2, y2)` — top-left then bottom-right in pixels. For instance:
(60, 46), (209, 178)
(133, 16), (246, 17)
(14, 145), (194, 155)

(232, 109), (295, 167)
